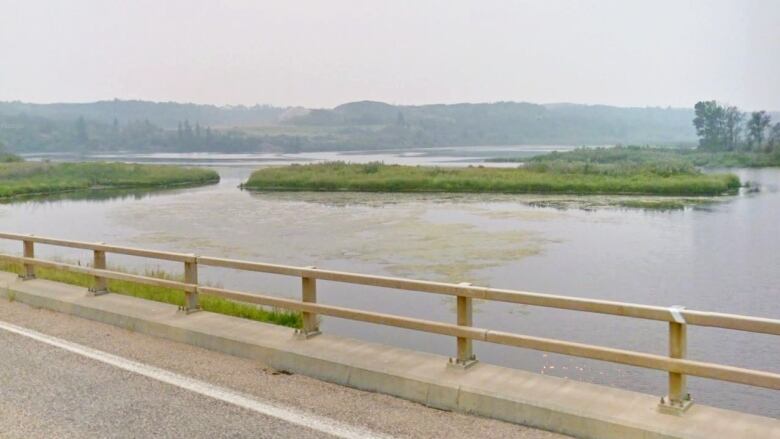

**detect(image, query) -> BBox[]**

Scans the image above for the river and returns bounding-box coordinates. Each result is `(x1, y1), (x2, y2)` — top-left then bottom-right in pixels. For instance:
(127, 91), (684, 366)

(2, 147), (778, 417)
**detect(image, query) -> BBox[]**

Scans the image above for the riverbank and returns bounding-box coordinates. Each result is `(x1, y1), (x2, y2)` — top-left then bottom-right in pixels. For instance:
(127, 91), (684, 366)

(0, 261), (301, 328)
(0, 161), (219, 199)
(242, 162), (740, 196)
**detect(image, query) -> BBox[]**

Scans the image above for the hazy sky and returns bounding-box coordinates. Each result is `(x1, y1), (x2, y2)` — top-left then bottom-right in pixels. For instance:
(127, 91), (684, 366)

(1, 0), (778, 110)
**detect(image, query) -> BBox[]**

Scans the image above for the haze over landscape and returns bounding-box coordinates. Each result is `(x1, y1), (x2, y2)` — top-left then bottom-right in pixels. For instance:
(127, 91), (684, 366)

(2, 0), (779, 153)
(1, 0), (779, 109)
(0, 2), (779, 435)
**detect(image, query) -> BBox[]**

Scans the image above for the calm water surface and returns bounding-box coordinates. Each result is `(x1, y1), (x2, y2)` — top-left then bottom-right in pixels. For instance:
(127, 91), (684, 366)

(3, 148), (778, 417)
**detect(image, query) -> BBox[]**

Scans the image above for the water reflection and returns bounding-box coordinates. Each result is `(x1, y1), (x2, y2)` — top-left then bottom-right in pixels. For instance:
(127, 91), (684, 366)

(0, 183), (219, 206)
(246, 189), (727, 212)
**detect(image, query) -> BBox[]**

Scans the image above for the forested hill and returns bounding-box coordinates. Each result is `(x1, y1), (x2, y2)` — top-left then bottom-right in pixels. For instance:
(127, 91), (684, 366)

(0, 99), (703, 153)
(0, 100), (283, 129)
(289, 101), (697, 145)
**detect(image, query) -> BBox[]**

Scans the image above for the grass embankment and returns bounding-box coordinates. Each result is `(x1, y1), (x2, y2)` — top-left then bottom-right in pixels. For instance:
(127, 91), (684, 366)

(0, 261), (301, 328)
(243, 161), (740, 196)
(0, 161), (219, 199)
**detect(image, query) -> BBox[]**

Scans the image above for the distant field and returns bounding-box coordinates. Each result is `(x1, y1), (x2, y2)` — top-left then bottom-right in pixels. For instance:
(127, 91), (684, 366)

(243, 162), (740, 196)
(0, 162), (219, 199)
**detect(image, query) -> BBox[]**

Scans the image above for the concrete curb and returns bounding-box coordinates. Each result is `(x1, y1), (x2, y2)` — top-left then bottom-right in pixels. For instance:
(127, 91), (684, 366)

(1, 273), (778, 439)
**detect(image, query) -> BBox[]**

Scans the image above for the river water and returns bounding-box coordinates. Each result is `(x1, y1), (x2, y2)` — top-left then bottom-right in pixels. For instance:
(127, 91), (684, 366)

(3, 147), (778, 417)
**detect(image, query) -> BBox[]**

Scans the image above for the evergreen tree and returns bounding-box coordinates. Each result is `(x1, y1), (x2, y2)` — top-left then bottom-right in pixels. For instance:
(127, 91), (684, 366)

(183, 120), (193, 139)
(396, 111), (406, 126)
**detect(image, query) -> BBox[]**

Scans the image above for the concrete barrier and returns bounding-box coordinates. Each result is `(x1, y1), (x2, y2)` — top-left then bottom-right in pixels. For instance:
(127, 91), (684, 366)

(1, 272), (777, 439)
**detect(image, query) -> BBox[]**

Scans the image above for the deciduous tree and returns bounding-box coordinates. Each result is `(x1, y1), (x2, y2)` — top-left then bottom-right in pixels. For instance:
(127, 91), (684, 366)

(723, 106), (743, 151)
(693, 101), (726, 150)
(746, 111), (771, 151)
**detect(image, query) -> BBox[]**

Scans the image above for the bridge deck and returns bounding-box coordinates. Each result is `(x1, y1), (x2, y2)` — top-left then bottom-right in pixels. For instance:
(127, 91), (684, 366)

(0, 283), (564, 439)
(1, 271), (777, 439)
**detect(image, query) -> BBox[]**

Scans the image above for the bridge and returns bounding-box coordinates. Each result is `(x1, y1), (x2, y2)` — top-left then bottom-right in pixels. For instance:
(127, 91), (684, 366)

(0, 232), (777, 439)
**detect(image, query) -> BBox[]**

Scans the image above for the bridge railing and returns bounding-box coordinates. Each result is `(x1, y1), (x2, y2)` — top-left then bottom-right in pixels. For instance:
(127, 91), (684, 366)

(0, 231), (778, 414)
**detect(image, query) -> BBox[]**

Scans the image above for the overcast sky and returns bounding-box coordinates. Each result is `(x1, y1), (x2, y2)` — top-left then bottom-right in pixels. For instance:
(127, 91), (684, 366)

(1, 0), (778, 110)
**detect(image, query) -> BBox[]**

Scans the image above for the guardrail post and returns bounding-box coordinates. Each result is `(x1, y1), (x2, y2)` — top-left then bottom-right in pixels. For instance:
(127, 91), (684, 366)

(88, 246), (108, 296)
(180, 256), (200, 314)
(659, 306), (692, 414)
(20, 237), (35, 280)
(449, 283), (477, 369)
(296, 266), (320, 339)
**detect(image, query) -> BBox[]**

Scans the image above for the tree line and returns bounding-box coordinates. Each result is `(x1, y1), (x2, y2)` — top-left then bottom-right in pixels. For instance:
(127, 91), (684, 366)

(1, 100), (701, 153)
(0, 113), (312, 153)
(2, 99), (778, 154)
(694, 101), (780, 152)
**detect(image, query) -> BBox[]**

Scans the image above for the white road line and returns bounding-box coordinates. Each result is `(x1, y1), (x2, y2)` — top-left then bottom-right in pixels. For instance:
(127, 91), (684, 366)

(0, 319), (393, 439)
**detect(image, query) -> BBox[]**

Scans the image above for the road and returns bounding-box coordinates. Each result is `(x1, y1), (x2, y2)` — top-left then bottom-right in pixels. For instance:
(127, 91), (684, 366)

(0, 299), (568, 439)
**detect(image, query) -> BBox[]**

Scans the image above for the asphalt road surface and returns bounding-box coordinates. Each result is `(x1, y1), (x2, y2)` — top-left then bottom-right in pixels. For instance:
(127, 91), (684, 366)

(0, 300), (569, 439)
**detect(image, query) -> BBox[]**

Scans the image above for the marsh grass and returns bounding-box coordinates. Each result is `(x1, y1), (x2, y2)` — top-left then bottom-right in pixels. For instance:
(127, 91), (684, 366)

(0, 162), (219, 199)
(0, 261), (301, 328)
(685, 151), (780, 167)
(243, 161), (740, 196)
(495, 145), (780, 169)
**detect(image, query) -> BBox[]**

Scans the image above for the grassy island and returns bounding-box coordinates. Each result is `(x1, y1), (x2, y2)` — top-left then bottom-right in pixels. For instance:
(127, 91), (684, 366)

(0, 161), (219, 199)
(242, 161), (740, 196)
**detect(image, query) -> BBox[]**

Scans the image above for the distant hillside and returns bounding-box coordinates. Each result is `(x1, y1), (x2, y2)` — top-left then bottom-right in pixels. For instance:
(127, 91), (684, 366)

(0, 99), (707, 153)
(286, 101), (697, 146)
(0, 100), (283, 129)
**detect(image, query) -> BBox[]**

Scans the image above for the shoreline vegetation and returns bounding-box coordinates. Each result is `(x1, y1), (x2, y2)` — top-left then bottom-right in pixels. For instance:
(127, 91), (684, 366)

(489, 146), (780, 168)
(0, 160), (219, 200)
(0, 261), (302, 328)
(242, 160), (740, 196)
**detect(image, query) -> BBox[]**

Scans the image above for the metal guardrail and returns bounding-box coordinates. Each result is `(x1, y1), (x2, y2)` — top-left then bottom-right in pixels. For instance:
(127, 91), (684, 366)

(0, 231), (778, 414)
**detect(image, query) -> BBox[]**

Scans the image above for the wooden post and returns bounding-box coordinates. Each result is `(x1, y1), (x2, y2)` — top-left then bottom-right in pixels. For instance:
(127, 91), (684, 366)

(450, 283), (477, 368)
(660, 317), (692, 414)
(298, 267), (320, 338)
(181, 258), (200, 313)
(668, 322), (688, 402)
(88, 249), (108, 295)
(20, 238), (35, 280)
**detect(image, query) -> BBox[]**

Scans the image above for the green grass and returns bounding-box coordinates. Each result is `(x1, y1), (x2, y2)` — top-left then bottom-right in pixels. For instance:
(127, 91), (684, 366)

(0, 161), (219, 199)
(684, 151), (780, 167)
(0, 261), (302, 328)
(493, 145), (780, 169)
(243, 161), (740, 196)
